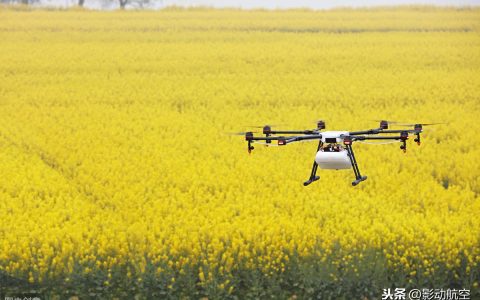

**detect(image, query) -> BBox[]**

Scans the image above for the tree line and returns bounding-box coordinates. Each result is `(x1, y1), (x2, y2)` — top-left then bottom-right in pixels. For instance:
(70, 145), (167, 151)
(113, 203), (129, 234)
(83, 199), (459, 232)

(1, 0), (160, 9)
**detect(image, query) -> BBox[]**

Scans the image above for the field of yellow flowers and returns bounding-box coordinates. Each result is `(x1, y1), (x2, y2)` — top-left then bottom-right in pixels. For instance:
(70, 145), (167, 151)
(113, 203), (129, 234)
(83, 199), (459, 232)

(0, 6), (479, 299)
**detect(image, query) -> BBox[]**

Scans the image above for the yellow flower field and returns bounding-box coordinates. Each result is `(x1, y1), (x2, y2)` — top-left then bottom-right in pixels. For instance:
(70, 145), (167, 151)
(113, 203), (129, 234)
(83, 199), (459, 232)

(0, 6), (479, 299)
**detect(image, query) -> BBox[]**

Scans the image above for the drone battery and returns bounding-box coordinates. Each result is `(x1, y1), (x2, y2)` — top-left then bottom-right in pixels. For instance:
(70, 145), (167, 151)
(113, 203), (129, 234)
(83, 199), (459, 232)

(315, 150), (351, 169)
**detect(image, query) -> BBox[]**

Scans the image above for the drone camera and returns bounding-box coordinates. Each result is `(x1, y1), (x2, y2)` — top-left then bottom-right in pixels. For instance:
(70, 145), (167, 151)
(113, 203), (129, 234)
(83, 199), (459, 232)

(278, 138), (287, 146)
(380, 120), (388, 129)
(317, 120), (325, 130)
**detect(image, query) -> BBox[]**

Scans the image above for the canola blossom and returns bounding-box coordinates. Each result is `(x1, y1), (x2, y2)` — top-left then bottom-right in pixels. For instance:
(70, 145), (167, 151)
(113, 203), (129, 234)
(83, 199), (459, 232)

(0, 6), (479, 299)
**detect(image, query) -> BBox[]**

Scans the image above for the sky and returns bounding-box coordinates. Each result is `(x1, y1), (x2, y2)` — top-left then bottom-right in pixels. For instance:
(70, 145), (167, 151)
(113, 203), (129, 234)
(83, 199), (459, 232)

(39, 0), (480, 10)
(160, 0), (480, 9)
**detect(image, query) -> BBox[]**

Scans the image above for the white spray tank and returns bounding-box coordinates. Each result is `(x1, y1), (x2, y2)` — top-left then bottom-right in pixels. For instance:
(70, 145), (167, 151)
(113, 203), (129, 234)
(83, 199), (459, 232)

(314, 131), (352, 170)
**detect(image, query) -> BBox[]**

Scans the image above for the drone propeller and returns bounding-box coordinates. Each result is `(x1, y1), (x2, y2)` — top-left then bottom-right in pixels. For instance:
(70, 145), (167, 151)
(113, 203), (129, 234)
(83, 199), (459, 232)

(244, 124), (285, 129)
(389, 122), (446, 127)
(373, 120), (445, 126)
(373, 119), (402, 123)
(373, 120), (446, 131)
(225, 131), (259, 136)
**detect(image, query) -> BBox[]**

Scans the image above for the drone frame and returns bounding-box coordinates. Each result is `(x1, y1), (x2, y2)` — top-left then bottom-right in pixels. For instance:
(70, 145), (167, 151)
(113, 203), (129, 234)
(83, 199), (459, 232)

(244, 121), (423, 186)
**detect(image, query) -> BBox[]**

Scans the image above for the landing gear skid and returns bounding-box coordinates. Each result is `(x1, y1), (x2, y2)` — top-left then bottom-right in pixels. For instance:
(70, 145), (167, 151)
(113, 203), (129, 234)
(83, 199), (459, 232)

(344, 138), (367, 187)
(304, 176), (320, 186)
(352, 176), (367, 186)
(303, 141), (323, 186)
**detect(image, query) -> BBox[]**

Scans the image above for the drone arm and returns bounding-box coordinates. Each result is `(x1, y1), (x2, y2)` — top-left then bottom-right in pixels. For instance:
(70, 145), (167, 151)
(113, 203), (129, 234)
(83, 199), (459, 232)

(245, 134), (285, 153)
(348, 129), (420, 136)
(377, 129), (420, 134)
(268, 130), (318, 135)
(351, 132), (409, 152)
(284, 134), (322, 144)
(247, 135), (321, 142)
(348, 129), (382, 135)
(353, 136), (402, 141)
(245, 133), (322, 154)
(249, 136), (287, 141)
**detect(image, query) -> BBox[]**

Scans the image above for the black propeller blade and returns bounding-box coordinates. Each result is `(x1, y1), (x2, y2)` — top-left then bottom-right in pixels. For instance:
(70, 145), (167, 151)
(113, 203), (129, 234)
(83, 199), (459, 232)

(389, 122), (446, 127)
(373, 120), (446, 127)
(244, 124), (285, 129)
(225, 131), (259, 136)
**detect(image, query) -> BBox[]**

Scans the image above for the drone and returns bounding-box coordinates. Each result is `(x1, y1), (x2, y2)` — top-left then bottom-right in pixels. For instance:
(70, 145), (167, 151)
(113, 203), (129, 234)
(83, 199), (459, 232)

(240, 120), (438, 186)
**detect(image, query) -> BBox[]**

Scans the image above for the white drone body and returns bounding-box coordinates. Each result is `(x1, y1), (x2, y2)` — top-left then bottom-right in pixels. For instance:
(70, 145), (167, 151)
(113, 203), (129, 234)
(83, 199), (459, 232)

(315, 131), (351, 170)
(318, 131), (349, 144)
